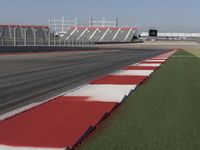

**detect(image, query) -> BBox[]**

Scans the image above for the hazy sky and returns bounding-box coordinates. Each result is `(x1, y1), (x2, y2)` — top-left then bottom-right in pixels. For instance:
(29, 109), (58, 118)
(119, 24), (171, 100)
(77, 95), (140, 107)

(0, 0), (200, 32)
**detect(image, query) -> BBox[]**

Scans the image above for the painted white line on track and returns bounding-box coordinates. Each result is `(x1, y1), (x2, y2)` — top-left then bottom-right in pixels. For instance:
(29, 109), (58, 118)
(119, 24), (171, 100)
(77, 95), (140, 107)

(0, 85), (87, 121)
(0, 145), (64, 150)
(0, 102), (42, 121)
(64, 84), (136, 103)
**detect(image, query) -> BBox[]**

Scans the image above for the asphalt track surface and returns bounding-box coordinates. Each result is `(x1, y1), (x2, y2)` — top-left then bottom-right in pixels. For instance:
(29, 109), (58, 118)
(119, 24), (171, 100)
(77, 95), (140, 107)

(0, 49), (168, 114)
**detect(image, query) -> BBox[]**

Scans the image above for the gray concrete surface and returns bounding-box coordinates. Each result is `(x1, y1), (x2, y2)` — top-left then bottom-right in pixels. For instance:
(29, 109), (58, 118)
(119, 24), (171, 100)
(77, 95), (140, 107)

(97, 41), (200, 50)
(0, 49), (168, 114)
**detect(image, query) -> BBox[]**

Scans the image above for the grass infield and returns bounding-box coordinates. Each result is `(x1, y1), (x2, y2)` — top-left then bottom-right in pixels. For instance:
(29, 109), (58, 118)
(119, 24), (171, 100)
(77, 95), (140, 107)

(80, 50), (200, 150)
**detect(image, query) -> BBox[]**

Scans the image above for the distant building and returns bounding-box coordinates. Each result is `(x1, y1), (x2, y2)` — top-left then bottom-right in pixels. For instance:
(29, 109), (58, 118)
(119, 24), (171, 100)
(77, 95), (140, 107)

(140, 32), (200, 40)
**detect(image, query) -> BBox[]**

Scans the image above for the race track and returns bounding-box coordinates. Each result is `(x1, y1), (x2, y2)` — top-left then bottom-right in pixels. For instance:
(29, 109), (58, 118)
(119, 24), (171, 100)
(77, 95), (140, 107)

(0, 49), (168, 114)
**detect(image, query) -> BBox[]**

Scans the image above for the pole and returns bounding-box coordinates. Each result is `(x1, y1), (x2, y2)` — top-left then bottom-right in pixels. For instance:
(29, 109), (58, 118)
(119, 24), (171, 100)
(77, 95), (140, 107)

(1, 28), (4, 45)
(14, 27), (17, 46)
(33, 29), (37, 46)
(116, 17), (118, 27)
(62, 17), (64, 33)
(59, 36), (61, 46)
(49, 16), (51, 31)
(91, 17), (93, 27)
(24, 28), (27, 46)
(54, 34), (56, 46)
(48, 32), (51, 46)
(75, 17), (78, 27)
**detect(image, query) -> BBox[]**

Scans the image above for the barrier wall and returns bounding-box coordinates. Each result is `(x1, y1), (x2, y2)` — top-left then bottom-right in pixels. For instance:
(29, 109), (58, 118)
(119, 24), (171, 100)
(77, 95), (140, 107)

(0, 46), (98, 53)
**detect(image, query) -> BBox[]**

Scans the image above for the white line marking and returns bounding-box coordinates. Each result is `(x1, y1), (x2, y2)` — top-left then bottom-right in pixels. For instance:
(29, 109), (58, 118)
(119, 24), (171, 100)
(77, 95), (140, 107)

(0, 102), (43, 121)
(0, 84), (87, 121)
(0, 145), (64, 150)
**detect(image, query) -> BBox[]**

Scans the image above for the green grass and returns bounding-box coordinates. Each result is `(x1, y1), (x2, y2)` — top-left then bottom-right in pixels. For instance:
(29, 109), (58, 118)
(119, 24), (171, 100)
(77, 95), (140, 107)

(186, 49), (200, 57)
(80, 50), (200, 150)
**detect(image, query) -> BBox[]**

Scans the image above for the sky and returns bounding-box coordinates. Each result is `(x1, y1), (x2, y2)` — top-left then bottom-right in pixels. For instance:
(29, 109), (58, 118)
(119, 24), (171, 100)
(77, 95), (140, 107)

(0, 0), (200, 32)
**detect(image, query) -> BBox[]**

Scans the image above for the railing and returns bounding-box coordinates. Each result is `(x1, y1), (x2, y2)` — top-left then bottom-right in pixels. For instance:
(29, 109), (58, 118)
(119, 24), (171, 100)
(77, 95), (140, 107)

(0, 37), (95, 47)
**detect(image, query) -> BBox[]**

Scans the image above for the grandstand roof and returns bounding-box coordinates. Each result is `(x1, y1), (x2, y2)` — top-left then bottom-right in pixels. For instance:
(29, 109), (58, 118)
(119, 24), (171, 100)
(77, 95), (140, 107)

(71, 26), (137, 31)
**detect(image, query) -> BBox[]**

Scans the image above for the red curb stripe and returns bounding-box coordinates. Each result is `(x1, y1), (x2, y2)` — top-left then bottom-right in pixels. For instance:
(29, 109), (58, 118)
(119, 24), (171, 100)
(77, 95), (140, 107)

(92, 75), (147, 85)
(124, 66), (158, 70)
(141, 61), (164, 64)
(0, 96), (117, 148)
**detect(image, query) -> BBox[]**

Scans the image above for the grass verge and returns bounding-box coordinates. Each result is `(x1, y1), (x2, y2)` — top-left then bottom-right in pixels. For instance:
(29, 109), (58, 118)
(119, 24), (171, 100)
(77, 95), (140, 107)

(80, 50), (200, 150)
(186, 49), (200, 57)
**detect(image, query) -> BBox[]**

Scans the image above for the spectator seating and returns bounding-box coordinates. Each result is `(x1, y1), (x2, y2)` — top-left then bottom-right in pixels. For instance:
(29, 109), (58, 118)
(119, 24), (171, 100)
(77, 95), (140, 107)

(65, 26), (137, 43)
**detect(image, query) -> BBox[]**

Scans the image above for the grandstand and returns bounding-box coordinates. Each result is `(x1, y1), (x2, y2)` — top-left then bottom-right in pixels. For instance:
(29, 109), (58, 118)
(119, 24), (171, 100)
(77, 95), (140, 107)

(0, 18), (137, 47)
(65, 26), (137, 43)
(53, 18), (137, 43)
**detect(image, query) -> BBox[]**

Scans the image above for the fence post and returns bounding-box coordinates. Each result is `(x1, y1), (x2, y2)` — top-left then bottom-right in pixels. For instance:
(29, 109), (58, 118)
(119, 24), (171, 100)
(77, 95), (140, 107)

(24, 28), (27, 46)
(53, 35), (56, 46)
(76, 39), (78, 47)
(33, 29), (37, 46)
(48, 32), (51, 46)
(72, 37), (74, 46)
(59, 36), (61, 46)
(1, 36), (3, 46)
(14, 27), (17, 46)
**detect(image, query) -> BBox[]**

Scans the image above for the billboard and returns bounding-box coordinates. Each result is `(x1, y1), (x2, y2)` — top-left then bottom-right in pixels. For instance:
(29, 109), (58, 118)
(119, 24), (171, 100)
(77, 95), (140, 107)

(149, 29), (158, 37)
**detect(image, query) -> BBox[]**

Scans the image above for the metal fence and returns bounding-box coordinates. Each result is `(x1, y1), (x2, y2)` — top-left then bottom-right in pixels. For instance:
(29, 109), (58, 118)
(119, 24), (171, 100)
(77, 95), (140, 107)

(0, 39), (95, 47)
(0, 25), (95, 47)
(0, 36), (95, 47)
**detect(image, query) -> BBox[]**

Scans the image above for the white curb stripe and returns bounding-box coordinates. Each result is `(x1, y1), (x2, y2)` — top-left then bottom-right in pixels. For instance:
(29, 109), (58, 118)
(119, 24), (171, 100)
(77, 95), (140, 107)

(137, 63), (161, 67)
(113, 70), (154, 76)
(145, 60), (165, 62)
(0, 145), (64, 150)
(64, 84), (136, 103)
